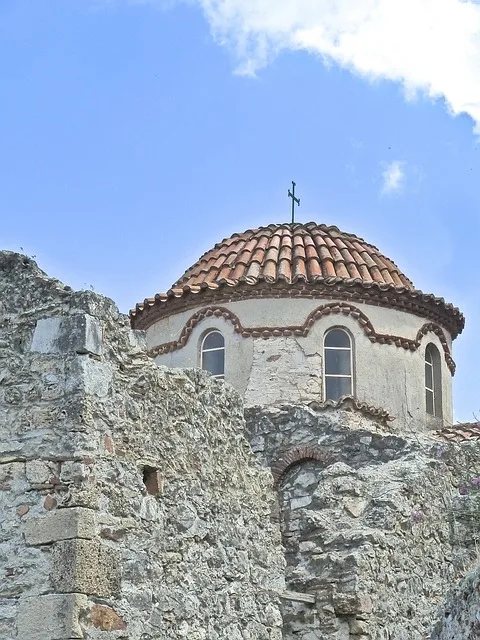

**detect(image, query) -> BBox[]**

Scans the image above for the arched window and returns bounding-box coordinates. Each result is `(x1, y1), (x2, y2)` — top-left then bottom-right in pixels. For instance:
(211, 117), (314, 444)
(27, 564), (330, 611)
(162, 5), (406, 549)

(324, 328), (353, 401)
(200, 331), (225, 379)
(425, 343), (442, 417)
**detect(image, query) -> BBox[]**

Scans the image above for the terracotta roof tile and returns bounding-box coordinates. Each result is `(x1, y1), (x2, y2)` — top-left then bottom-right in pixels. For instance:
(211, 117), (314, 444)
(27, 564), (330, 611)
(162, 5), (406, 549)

(246, 261), (261, 281)
(131, 222), (464, 336)
(435, 423), (480, 443)
(198, 222), (402, 288)
(279, 242), (292, 261)
(309, 396), (394, 424)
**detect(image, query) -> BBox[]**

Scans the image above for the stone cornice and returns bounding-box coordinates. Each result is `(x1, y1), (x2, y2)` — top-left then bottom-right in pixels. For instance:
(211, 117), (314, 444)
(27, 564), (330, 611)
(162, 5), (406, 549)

(148, 302), (456, 375)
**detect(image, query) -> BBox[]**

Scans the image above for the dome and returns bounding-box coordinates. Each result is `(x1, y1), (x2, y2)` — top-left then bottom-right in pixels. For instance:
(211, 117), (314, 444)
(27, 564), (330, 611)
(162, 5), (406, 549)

(131, 222), (464, 337)
(172, 222), (413, 289)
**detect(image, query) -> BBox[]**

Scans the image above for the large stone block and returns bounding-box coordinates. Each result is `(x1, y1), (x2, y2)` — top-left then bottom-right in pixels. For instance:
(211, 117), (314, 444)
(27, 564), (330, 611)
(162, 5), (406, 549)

(24, 507), (95, 546)
(25, 460), (56, 485)
(31, 314), (102, 356)
(51, 538), (121, 597)
(17, 593), (87, 640)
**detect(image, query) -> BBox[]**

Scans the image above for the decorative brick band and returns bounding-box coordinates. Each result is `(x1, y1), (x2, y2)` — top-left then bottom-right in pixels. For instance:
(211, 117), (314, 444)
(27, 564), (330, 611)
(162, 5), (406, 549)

(149, 306), (243, 356)
(271, 444), (335, 486)
(147, 302), (456, 375)
(131, 279), (464, 339)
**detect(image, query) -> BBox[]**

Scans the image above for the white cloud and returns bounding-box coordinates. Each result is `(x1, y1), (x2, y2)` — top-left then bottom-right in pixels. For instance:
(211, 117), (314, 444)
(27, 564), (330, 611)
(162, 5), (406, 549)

(381, 160), (405, 195)
(148, 0), (480, 132)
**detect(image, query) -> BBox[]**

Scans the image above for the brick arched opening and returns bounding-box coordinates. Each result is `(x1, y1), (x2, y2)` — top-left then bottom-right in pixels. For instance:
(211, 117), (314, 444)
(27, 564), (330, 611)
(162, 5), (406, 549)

(271, 444), (335, 487)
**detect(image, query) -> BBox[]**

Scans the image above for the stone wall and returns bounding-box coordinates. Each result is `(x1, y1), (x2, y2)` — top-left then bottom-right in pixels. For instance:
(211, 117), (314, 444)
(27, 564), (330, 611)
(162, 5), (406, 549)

(430, 567), (480, 639)
(0, 252), (285, 640)
(245, 404), (477, 640)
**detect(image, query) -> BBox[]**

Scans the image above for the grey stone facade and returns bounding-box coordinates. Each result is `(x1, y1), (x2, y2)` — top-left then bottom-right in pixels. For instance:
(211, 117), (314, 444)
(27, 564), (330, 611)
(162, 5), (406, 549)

(0, 252), (284, 639)
(431, 567), (480, 639)
(245, 405), (480, 640)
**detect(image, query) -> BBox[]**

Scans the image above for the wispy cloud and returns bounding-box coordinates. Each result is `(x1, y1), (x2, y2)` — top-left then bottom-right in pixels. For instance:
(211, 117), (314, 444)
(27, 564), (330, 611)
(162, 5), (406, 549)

(135, 0), (480, 133)
(381, 161), (405, 195)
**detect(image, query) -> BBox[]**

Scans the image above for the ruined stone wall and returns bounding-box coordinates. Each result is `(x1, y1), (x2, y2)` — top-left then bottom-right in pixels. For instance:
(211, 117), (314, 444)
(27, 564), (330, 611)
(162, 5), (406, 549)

(430, 567), (480, 639)
(0, 252), (284, 640)
(245, 405), (477, 640)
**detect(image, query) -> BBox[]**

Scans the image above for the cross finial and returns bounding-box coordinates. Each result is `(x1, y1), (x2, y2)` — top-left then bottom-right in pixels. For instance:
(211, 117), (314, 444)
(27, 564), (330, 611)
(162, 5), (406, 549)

(288, 181), (300, 224)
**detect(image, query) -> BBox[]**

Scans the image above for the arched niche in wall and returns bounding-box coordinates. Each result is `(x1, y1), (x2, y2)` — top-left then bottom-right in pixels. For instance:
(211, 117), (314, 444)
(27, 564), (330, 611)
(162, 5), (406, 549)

(278, 459), (327, 582)
(273, 446), (336, 588)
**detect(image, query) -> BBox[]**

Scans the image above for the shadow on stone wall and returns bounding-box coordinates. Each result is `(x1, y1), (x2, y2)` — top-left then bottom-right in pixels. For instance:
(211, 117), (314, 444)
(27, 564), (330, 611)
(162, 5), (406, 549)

(430, 567), (480, 639)
(246, 404), (480, 640)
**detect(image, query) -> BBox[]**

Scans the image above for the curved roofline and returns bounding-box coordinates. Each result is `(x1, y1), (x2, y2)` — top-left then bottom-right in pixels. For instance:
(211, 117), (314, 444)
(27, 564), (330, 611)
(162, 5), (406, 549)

(173, 221), (414, 289)
(130, 221), (464, 338)
(130, 278), (464, 339)
(184, 222), (391, 267)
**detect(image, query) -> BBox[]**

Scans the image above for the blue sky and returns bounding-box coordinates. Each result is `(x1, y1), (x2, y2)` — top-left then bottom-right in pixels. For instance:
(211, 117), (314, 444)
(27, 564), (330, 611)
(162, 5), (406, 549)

(1, 0), (479, 421)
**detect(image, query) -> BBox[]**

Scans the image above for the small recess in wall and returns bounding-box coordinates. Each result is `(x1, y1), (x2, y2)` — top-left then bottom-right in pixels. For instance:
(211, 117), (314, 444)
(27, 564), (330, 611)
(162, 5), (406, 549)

(143, 466), (163, 496)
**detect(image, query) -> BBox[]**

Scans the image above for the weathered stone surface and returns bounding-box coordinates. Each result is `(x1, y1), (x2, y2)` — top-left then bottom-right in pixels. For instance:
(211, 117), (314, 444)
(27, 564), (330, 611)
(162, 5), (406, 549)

(88, 603), (127, 630)
(30, 316), (63, 354)
(245, 337), (323, 407)
(25, 507), (95, 545)
(16, 504), (29, 517)
(430, 567), (480, 639)
(17, 593), (87, 640)
(246, 404), (480, 640)
(25, 460), (57, 485)
(0, 251), (285, 639)
(51, 538), (121, 597)
(4, 247), (479, 640)
(31, 314), (102, 357)
(43, 494), (57, 510)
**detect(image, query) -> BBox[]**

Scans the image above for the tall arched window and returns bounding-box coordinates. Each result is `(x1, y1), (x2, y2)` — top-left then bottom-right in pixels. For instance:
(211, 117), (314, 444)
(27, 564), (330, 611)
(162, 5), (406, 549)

(324, 328), (353, 401)
(201, 331), (225, 379)
(425, 343), (442, 417)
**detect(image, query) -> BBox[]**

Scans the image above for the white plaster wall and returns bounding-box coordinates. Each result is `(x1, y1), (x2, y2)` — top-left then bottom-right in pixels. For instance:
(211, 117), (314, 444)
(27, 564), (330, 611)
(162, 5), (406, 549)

(246, 337), (323, 406)
(147, 297), (443, 347)
(149, 297), (454, 431)
(155, 314), (254, 397)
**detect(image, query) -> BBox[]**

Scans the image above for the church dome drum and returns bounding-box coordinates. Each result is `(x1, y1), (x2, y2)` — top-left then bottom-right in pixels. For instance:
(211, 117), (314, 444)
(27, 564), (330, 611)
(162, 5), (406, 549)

(131, 222), (464, 431)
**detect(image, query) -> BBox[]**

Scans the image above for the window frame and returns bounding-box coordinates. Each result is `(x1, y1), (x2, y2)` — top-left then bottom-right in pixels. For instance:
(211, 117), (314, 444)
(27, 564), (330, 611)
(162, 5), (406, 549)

(200, 330), (225, 380)
(323, 327), (354, 401)
(425, 343), (442, 418)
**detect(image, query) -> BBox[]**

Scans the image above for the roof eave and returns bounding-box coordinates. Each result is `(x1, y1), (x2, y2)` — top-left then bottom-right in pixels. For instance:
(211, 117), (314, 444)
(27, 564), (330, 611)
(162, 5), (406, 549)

(130, 280), (464, 339)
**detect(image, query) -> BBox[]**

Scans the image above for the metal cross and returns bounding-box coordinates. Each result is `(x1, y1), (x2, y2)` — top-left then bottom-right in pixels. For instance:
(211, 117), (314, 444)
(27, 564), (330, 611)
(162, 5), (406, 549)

(288, 181), (300, 224)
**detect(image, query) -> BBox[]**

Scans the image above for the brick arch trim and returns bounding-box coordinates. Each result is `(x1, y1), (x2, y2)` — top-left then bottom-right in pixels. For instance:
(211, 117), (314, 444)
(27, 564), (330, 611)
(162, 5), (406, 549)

(271, 445), (336, 486)
(416, 322), (455, 374)
(148, 302), (456, 375)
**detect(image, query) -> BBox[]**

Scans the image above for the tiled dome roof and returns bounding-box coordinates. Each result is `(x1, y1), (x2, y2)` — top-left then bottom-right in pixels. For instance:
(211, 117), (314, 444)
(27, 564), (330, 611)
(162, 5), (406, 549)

(172, 222), (413, 289)
(131, 222), (464, 337)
